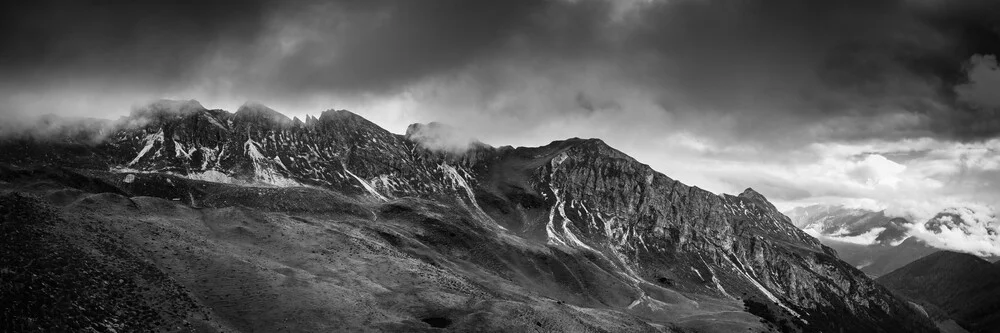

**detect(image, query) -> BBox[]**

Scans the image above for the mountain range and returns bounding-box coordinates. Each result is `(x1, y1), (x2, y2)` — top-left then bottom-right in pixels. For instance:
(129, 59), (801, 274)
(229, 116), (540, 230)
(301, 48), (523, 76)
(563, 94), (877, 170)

(0, 100), (940, 332)
(785, 204), (1000, 277)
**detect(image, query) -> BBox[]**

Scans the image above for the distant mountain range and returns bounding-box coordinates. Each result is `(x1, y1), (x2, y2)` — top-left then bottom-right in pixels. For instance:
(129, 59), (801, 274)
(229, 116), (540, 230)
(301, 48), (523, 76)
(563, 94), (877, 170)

(785, 204), (1000, 277)
(785, 205), (909, 245)
(0, 100), (939, 332)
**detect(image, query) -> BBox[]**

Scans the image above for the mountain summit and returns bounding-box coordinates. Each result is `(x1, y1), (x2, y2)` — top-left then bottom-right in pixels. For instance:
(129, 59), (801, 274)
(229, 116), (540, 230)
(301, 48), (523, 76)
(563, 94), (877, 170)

(0, 102), (937, 332)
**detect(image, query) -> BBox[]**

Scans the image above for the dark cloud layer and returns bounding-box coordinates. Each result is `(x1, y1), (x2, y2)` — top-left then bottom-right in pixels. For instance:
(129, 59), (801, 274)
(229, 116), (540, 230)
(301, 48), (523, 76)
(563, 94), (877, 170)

(619, 0), (1000, 142)
(267, 0), (556, 93)
(2, 0), (1000, 142)
(0, 0), (268, 84)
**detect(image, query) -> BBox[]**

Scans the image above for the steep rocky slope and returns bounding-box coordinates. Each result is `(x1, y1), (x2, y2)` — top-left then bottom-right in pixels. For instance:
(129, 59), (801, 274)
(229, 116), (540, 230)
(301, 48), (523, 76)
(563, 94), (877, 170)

(473, 138), (934, 332)
(0, 100), (938, 332)
(878, 251), (1000, 333)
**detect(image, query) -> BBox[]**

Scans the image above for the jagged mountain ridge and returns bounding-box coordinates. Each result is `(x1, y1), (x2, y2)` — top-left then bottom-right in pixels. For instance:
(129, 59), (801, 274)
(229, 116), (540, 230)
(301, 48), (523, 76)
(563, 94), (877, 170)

(0, 100), (937, 332)
(108, 101), (488, 194)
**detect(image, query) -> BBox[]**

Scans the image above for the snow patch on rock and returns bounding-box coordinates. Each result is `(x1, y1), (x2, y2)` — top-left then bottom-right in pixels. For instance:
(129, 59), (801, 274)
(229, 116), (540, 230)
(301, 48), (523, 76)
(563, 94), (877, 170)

(182, 170), (240, 184)
(344, 167), (388, 201)
(440, 163), (503, 230)
(128, 129), (164, 166)
(243, 136), (299, 187)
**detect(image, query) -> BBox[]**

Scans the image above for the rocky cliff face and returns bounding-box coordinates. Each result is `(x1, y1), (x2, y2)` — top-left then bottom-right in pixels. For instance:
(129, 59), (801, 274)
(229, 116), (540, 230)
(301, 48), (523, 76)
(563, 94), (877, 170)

(99, 101), (498, 207)
(1, 101), (937, 332)
(473, 138), (934, 332)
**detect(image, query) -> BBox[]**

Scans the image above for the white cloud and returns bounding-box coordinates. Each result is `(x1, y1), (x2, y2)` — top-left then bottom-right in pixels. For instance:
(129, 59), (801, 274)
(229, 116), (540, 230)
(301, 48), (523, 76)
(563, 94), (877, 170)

(907, 205), (1000, 257)
(404, 122), (480, 154)
(822, 227), (887, 245)
(845, 154), (906, 187)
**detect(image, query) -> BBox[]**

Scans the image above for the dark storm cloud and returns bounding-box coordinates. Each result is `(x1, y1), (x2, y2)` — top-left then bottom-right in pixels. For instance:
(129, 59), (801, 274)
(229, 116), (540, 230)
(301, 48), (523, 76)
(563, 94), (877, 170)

(613, 0), (1000, 141)
(264, 0), (569, 93)
(3, 0), (1000, 142)
(0, 0), (269, 84)
(0, 0), (608, 99)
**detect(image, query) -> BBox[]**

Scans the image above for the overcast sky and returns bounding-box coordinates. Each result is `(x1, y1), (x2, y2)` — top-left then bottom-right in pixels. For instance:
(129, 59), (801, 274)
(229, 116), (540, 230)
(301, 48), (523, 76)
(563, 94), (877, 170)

(3, 0), (1000, 221)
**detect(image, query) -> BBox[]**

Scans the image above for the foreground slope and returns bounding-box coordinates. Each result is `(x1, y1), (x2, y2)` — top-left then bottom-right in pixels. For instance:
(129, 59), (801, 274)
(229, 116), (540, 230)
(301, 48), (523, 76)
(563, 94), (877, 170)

(0, 193), (230, 332)
(0, 100), (937, 332)
(1, 167), (750, 332)
(878, 251), (1000, 333)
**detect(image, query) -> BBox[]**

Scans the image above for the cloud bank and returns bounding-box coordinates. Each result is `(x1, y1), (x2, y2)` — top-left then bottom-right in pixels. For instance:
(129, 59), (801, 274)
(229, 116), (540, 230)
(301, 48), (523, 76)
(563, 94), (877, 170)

(4, 0), (1000, 142)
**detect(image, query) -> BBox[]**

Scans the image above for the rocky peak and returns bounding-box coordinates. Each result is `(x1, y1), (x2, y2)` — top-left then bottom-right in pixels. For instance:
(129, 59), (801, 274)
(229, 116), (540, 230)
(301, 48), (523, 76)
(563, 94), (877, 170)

(318, 109), (366, 123)
(125, 99), (206, 126)
(737, 187), (778, 212)
(738, 187), (765, 201)
(313, 109), (394, 139)
(404, 122), (439, 137)
(304, 114), (319, 126)
(234, 102), (292, 127)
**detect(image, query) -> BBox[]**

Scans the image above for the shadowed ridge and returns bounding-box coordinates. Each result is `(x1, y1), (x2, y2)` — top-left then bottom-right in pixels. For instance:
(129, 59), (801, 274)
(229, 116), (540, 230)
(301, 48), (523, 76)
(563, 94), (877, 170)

(878, 250), (1000, 333)
(738, 187), (769, 204)
(530, 137), (643, 164)
(128, 99), (206, 120)
(884, 250), (992, 276)
(318, 109), (368, 123)
(315, 109), (393, 135)
(233, 101), (292, 127)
